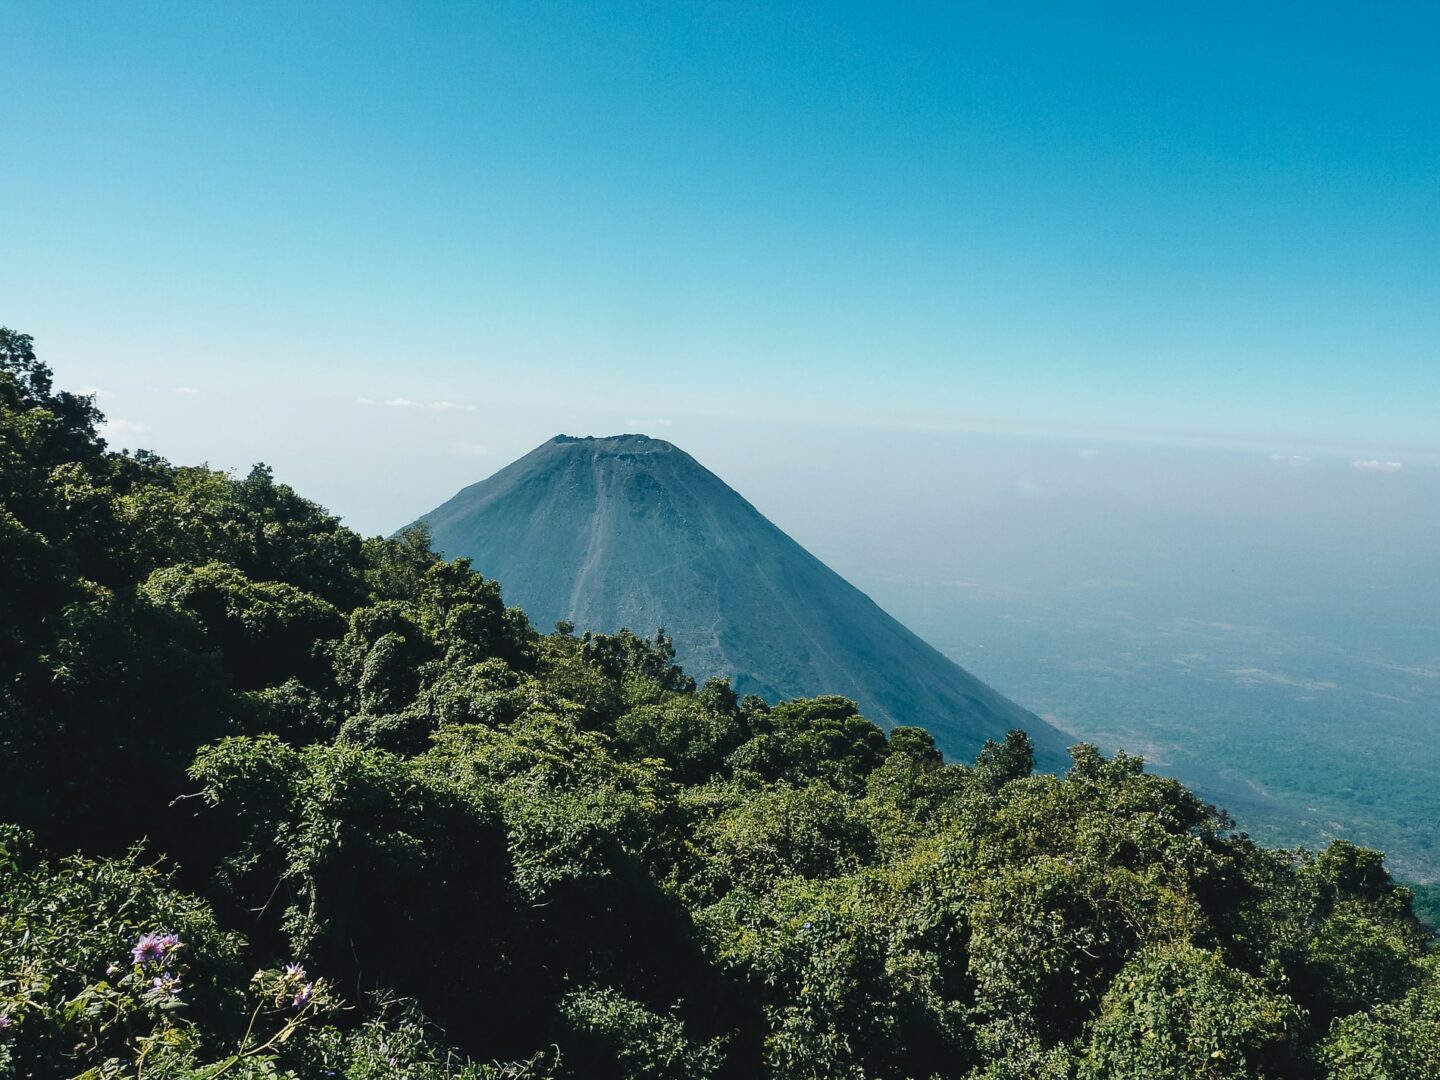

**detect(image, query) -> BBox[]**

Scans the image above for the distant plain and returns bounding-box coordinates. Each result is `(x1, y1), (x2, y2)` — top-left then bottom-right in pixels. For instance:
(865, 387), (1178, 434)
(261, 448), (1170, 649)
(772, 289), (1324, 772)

(866, 564), (1440, 881)
(739, 429), (1440, 882)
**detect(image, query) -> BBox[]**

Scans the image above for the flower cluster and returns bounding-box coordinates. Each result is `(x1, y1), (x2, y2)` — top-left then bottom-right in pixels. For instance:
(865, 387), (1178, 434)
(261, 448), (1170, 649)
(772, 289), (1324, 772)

(281, 961), (314, 1010)
(130, 932), (182, 968)
(126, 931), (186, 1003)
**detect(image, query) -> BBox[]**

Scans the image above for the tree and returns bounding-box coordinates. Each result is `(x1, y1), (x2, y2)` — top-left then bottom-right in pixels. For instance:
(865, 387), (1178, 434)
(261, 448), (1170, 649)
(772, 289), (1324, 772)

(1081, 944), (1303, 1079)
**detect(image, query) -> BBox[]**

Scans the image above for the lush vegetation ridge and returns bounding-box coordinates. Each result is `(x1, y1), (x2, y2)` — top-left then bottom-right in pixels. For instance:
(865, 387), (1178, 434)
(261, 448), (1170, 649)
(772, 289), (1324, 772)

(2, 327), (1439, 1078)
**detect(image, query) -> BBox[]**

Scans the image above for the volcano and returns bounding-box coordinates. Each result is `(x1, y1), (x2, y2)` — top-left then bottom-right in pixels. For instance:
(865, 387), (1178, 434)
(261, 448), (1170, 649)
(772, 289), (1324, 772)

(412, 434), (1071, 768)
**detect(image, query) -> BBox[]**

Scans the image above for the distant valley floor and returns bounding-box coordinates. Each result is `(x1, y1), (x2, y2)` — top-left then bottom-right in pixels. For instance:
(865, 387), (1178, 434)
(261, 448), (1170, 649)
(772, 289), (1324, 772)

(859, 571), (1440, 883)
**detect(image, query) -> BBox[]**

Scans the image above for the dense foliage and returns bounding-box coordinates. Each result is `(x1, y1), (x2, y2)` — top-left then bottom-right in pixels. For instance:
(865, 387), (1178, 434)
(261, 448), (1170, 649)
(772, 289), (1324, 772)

(1, 327), (1436, 1077)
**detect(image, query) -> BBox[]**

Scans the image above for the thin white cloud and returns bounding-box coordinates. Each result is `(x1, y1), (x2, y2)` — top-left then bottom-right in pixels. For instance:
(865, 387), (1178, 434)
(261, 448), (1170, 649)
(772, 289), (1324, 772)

(1351, 459), (1403, 473)
(625, 418), (674, 427)
(173, 386), (201, 395)
(1269, 453), (1310, 468)
(360, 396), (475, 411)
(1078, 448), (1099, 458)
(78, 384), (113, 399)
(103, 418), (150, 435)
(452, 440), (488, 456)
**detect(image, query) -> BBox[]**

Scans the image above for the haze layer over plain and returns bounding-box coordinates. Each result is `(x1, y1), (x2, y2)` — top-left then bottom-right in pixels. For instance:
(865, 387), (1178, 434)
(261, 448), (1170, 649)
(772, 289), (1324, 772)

(726, 425), (1440, 880)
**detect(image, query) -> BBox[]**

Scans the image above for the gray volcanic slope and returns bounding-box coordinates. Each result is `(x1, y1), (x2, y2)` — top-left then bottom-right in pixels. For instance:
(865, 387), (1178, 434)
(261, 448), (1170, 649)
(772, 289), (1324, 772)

(414, 434), (1071, 769)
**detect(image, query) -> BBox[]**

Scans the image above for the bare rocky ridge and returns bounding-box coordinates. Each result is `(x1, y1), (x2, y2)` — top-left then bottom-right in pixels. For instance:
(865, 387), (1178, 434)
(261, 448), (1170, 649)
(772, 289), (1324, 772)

(414, 433), (1073, 768)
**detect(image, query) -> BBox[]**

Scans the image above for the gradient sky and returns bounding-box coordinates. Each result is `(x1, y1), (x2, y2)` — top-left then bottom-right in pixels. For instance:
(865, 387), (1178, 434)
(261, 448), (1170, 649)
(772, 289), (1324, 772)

(3, 1), (1437, 536)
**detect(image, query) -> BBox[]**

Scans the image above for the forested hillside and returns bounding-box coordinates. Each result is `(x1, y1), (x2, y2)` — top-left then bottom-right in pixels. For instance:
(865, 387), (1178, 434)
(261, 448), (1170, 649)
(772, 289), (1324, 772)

(3, 326), (1439, 1078)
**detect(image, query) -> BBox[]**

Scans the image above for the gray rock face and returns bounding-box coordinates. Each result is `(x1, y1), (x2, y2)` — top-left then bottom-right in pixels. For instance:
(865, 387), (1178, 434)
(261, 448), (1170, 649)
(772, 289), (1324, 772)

(414, 434), (1072, 769)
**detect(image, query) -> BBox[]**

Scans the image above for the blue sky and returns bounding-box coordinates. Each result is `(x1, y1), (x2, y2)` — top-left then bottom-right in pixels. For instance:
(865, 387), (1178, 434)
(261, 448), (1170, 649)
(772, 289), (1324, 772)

(2, 1), (1437, 532)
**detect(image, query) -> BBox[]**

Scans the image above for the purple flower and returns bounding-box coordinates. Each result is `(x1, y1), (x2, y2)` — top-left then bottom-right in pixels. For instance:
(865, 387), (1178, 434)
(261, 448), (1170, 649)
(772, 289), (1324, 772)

(802, 921), (813, 930)
(151, 975), (182, 997)
(293, 983), (314, 1009)
(284, 962), (307, 981)
(130, 932), (182, 967)
(132, 933), (167, 965)
(0, 1014), (12, 1031)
